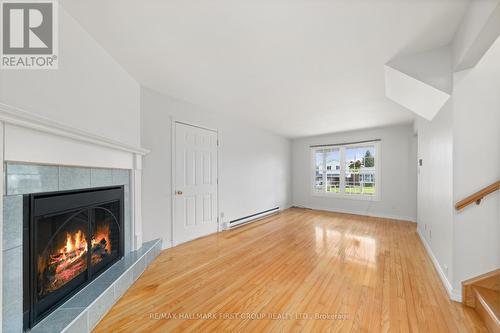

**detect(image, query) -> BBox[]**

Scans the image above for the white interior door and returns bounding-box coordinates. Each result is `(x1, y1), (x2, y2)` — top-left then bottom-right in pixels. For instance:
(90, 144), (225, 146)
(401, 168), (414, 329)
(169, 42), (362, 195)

(174, 122), (218, 244)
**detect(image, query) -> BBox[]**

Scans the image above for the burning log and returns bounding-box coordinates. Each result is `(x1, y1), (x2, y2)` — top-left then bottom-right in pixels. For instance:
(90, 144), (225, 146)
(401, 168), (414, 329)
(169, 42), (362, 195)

(47, 250), (86, 277)
(91, 238), (109, 264)
(38, 227), (113, 295)
(49, 245), (87, 265)
(43, 258), (87, 293)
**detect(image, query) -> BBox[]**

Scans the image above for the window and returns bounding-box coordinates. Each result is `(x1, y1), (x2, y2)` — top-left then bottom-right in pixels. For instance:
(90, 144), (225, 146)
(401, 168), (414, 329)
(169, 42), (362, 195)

(314, 148), (340, 193)
(312, 142), (379, 199)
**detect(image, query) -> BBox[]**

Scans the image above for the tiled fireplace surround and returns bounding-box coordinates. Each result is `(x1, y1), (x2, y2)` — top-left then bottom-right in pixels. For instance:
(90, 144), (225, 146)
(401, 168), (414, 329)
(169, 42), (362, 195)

(3, 164), (161, 332)
(0, 105), (159, 333)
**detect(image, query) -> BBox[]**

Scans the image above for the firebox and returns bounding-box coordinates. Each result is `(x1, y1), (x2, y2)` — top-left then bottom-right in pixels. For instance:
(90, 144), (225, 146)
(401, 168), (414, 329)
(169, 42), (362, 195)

(23, 186), (124, 329)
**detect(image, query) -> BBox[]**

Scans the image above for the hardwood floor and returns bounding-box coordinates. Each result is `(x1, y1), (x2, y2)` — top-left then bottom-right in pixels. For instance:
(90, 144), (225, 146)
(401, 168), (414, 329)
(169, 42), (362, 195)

(94, 208), (487, 332)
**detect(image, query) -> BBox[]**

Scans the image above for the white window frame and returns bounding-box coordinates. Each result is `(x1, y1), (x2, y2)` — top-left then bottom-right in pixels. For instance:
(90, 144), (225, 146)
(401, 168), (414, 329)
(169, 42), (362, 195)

(310, 141), (381, 201)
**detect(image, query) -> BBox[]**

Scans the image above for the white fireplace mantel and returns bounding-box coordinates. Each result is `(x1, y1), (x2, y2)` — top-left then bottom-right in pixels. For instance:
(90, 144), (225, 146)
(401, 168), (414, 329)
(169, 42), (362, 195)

(0, 102), (149, 156)
(0, 101), (149, 248)
(0, 103), (151, 332)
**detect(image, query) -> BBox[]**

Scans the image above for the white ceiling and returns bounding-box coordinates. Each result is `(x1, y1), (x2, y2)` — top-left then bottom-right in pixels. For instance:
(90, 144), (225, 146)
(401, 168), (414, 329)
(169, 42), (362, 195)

(62, 0), (469, 138)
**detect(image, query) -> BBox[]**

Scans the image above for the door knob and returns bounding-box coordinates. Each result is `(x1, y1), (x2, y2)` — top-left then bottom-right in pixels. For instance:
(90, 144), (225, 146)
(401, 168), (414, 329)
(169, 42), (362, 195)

(176, 190), (183, 195)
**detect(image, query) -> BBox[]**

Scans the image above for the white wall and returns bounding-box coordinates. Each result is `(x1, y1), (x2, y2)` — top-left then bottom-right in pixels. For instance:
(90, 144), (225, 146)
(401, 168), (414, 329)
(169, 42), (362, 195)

(415, 104), (455, 292)
(415, 36), (500, 299)
(452, 35), (500, 291)
(292, 124), (417, 221)
(140, 87), (292, 247)
(0, 6), (141, 146)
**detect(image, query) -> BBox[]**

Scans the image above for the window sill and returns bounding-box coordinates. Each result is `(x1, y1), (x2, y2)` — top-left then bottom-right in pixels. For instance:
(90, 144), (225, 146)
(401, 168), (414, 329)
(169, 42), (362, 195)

(311, 191), (381, 202)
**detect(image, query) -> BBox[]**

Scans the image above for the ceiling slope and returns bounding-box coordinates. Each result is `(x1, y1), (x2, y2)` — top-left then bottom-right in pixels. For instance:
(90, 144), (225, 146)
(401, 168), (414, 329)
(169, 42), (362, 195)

(385, 0), (500, 121)
(62, 0), (470, 137)
(385, 46), (452, 120)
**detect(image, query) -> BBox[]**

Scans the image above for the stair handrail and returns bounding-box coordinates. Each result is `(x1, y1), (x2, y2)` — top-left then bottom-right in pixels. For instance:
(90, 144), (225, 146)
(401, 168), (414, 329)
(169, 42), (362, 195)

(455, 180), (500, 210)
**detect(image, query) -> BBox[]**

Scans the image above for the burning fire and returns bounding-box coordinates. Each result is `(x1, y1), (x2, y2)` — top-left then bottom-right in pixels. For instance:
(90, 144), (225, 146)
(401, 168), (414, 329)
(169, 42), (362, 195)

(92, 224), (111, 253)
(39, 225), (112, 295)
(53, 230), (88, 272)
(38, 230), (89, 295)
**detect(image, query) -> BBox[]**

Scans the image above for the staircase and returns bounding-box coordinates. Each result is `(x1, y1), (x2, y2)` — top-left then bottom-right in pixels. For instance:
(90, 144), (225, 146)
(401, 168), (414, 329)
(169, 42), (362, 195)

(462, 269), (500, 333)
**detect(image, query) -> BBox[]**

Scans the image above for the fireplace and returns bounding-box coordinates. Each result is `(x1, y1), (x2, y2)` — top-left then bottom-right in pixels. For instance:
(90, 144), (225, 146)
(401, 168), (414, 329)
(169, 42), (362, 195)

(23, 186), (124, 329)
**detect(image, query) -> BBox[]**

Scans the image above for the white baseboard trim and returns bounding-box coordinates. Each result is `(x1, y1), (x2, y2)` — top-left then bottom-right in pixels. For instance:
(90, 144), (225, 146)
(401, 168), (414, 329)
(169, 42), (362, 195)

(416, 228), (462, 302)
(161, 240), (173, 250)
(294, 204), (417, 223)
(451, 289), (462, 302)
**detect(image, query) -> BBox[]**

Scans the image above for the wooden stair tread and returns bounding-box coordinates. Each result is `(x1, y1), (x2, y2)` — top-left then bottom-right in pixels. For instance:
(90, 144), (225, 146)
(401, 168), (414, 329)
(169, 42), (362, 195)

(474, 286), (500, 319)
(475, 275), (500, 292)
(463, 269), (500, 307)
(473, 286), (500, 333)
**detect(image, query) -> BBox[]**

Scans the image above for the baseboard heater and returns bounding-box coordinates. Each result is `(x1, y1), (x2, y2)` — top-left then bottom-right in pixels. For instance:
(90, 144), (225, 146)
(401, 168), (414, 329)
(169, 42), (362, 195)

(228, 207), (280, 229)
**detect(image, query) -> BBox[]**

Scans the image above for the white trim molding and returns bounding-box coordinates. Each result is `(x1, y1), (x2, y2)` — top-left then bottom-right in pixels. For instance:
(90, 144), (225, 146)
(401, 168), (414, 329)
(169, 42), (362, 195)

(296, 205), (416, 223)
(417, 228), (462, 302)
(0, 102), (149, 155)
(161, 240), (173, 250)
(131, 154), (143, 251)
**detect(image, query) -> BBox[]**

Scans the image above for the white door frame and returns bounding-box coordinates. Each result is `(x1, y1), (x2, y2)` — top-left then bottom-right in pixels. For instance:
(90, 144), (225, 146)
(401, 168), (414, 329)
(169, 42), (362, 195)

(171, 118), (220, 246)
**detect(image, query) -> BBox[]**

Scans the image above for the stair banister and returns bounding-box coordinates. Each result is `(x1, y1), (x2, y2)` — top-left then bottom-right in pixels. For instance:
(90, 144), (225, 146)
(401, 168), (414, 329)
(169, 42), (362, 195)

(455, 180), (500, 210)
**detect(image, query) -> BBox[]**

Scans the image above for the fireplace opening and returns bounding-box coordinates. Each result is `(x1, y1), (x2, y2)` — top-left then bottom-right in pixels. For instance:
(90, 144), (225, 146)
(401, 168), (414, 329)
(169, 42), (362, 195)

(23, 186), (124, 329)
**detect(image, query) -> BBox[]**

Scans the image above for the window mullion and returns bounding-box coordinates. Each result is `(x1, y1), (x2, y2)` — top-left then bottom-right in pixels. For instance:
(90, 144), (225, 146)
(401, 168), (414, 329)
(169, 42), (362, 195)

(322, 151), (327, 192)
(340, 147), (346, 194)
